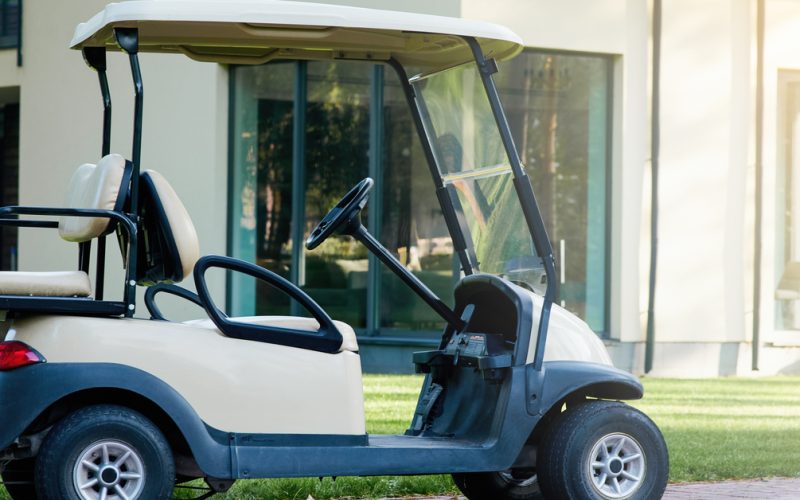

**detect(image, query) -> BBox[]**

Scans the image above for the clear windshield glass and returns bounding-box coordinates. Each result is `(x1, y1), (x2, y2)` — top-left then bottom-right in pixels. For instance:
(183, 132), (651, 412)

(412, 63), (544, 292)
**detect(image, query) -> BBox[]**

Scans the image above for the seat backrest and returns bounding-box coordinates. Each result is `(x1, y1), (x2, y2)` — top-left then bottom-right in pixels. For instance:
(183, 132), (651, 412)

(137, 170), (200, 285)
(58, 153), (131, 242)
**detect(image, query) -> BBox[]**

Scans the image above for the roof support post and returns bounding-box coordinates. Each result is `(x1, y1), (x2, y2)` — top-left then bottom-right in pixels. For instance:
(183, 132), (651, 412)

(82, 46), (113, 301)
(463, 36), (557, 371)
(115, 27), (142, 317)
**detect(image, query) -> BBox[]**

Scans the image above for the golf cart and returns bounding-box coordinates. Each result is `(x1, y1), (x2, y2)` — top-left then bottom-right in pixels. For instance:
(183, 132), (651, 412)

(0, 1), (669, 499)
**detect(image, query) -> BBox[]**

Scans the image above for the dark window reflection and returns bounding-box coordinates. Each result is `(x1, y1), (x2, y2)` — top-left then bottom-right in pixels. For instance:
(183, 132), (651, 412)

(232, 51), (611, 336)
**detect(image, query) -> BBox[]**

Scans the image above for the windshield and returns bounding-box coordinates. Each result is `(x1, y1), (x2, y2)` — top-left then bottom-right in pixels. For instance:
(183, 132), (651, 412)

(412, 63), (544, 293)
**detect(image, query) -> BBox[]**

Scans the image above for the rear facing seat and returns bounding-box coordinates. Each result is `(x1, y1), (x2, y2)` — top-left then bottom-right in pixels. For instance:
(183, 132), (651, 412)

(0, 154), (130, 298)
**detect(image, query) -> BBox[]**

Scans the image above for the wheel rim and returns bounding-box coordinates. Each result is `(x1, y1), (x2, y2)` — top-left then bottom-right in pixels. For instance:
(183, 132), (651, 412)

(587, 432), (645, 499)
(72, 440), (145, 500)
(498, 470), (538, 488)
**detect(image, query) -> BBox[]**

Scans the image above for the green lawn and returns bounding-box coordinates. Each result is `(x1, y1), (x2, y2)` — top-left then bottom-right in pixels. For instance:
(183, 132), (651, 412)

(3, 375), (800, 499)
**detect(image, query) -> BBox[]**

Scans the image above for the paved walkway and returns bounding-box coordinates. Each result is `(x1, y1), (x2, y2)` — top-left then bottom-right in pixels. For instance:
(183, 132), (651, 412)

(378, 478), (800, 499)
(663, 478), (800, 499)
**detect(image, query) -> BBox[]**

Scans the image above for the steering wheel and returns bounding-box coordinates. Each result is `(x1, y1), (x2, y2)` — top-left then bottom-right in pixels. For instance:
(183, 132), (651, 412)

(306, 177), (374, 250)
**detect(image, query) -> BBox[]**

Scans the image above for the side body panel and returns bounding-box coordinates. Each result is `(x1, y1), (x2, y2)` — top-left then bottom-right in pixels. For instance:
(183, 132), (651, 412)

(0, 363), (232, 478)
(8, 315), (366, 435)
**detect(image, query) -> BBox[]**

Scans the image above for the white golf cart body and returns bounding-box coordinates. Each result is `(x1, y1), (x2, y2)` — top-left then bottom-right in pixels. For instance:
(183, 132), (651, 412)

(0, 1), (662, 498)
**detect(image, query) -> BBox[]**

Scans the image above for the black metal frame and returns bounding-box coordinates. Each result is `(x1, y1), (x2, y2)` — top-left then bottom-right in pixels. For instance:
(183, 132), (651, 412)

(0, 206), (136, 316)
(0, 29), (144, 318)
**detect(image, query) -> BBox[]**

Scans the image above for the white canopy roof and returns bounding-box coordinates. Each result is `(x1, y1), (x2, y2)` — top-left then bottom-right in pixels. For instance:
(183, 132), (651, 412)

(71, 0), (523, 70)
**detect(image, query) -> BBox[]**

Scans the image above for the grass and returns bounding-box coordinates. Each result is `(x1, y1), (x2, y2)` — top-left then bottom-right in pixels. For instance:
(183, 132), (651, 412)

(633, 377), (800, 482)
(3, 375), (800, 498)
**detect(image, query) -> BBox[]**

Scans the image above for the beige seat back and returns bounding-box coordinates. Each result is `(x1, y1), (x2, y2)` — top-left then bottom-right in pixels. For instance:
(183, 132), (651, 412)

(58, 153), (130, 242)
(137, 170), (200, 285)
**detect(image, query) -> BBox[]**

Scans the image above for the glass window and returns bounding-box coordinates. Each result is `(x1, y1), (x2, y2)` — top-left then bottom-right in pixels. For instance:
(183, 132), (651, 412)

(495, 51), (612, 333)
(302, 62), (371, 328)
(230, 61), (370, 326)
(230, 50), (612, 336)
(378, 71), (456, 331)
(0, 0), (20, 48)
(775, 71), (800, 331)
(412, 63), (509, 176)
(0, 103), (18, 271)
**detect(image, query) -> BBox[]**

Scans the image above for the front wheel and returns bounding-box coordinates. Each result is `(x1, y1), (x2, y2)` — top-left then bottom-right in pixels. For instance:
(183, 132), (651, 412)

(34, 405), (175, 500)
(537, 400), (668, 500)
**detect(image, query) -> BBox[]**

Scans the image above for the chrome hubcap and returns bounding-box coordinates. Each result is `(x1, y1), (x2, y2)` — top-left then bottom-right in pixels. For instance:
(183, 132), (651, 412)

(72, 440), (145, 500)
(587, 432), (645, 499)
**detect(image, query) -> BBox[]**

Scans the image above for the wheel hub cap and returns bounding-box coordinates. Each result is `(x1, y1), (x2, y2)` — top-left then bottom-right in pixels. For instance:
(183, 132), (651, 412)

(73, 440), (145, 500)
(587, 432), (645, 499)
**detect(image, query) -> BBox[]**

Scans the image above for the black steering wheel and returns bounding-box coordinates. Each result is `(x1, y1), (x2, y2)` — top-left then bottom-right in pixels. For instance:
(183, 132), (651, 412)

(306, 177), (374, 250)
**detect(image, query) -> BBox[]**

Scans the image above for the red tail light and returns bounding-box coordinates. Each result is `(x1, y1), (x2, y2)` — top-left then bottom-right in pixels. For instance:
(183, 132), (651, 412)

(0, 341), (46, 371)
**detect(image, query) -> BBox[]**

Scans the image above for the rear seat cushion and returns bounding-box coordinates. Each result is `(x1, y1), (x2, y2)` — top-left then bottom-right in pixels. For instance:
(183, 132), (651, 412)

(184, 316), (359, 353)
(0, 271), (92, 297)
(59, 154), (129, 243)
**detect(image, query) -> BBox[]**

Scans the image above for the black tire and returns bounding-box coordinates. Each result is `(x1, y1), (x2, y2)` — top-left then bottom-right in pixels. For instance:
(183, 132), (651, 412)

(538, 400), (668, 500)
(34, 405), (175, 500)
(2, 458), (36, 499)
(452, 470), (544, 500)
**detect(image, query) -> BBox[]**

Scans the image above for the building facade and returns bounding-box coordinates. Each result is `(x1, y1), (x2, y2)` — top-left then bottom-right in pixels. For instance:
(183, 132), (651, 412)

(2, 0), (800, 376)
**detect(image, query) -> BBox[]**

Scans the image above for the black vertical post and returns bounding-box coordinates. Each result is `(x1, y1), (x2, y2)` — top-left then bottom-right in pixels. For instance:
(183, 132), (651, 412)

(366, 64), (384, 336)
(114, 28), (142, 317)
(290, 61), (307, 317)
(464, 37), (557, 370)
(83, 46), (113, 301)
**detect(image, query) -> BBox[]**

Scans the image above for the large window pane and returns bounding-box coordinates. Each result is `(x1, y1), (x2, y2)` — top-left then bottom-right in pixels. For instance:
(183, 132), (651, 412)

(496, 51), (611, 333)
(302, 62), (371, 328)
(230, 62), (295, 316)
(775, 71), (800, 331)
(379, 73), (455, 331)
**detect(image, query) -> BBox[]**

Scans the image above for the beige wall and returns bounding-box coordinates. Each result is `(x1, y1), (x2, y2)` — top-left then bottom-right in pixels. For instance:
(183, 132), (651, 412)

(654, 0), (753, 345)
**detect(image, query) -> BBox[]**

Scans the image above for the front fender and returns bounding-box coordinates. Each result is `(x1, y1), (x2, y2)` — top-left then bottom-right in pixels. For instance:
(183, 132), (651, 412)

(526, 361), (643, 416)
(0, 363), (231, 478)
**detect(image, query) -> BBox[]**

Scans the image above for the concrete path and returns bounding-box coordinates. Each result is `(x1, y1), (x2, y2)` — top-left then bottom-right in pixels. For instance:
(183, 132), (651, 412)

(662, 478), (800, 499)
(376, 478), (800, 499)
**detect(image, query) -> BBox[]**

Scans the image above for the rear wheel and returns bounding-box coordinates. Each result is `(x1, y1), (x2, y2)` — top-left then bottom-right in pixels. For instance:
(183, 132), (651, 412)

(452, 469), (543, 499)
(537, 400), (668, 500)
(2, 458), (36, 499)
(35, 405), (175, 500)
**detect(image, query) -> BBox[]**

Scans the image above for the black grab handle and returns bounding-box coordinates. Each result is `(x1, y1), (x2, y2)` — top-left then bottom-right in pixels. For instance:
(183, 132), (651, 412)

(193, 255), (343, 353)
(144, 283), (207, 321)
